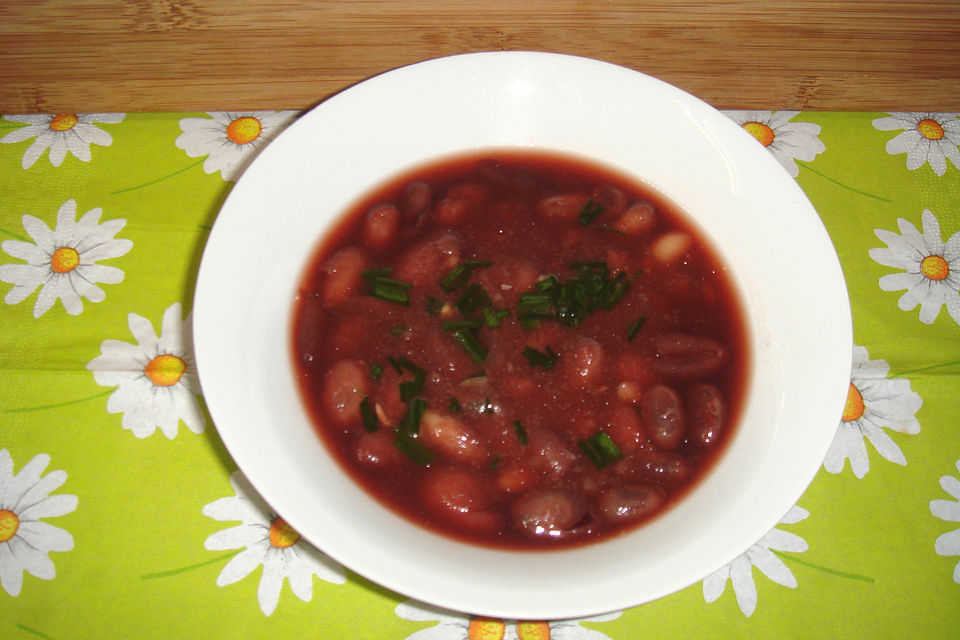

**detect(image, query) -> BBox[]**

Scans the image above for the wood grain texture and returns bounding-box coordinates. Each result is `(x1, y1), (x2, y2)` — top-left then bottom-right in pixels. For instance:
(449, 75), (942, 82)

(1, 0), (958, 113)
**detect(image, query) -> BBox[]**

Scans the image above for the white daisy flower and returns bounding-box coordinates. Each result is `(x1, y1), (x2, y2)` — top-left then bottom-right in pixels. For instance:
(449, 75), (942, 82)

(395, 599), (621, 640)
(86, 302), (204, 439)
(823, 345), (922, 478)
(0, 449), (78, 596)
(869, 209), (960, 325)
(203, 471), (345, 616)
(702, 505), (808, 617)
(872, 112), (960, 176)
(931, 458), (960, 584)
(0, 199), (133, 318)
(723, 110), (825, 177)
(174, 111), (299, 181)
(0, 113), (124, 169)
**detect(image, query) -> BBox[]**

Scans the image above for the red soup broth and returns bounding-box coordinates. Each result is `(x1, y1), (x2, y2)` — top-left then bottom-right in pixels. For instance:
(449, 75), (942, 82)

(292, 151), (749, 549)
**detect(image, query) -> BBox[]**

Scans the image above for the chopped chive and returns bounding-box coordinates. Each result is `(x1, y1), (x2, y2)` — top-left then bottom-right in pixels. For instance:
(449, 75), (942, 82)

(392, 357), (426, 380)
(482, 398), (494, 414)
(366, 286), (410, 305)
(399, 379), (424, 404)
(394, 429), (434, 466)
(513, 420), (528, 445)
(520, 316), (542, 330)
(577, 199), (604, 226)
(425, 296), (444, 315)
(398, 398), (429, 434)
(489, 454), (500, 470)
(482, 306), (509, 328)
(453, 329), (487, 363)
(600, 224), (628, 236)
(391, 325), (406, 336)
(455, 282), (491, 315)
(522, 345), (559, 370)
(578, 431), (622, 469)
(626, 315), (646, 342)
(517, 292), (553, 314)
(370, 362), (384, 380)
(449, 397), (462, 413)
(440, 318), (484, 331)
(440, 259), (492, 291)
(361, 267), (391, 278)
(535, 275), (560, 293)
(359, 397), (378, 432)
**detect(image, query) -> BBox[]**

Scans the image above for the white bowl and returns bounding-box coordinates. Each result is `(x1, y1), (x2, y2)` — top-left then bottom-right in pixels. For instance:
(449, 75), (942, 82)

(194, 52), (851, 619)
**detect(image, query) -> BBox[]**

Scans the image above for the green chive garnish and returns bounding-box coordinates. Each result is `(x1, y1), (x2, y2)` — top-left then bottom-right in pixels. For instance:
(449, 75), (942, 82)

(513, 420), (528, 445)
(626, 315), (646, 342)
(362, 270), (413, 306)
(455, 282), (491, 315)
(391, 325), (406, 336)
(399, 378), (424, 403)
(398, 397), (428, 434)
(600, 224), (628, 236)
(453, 329), (487, 363)
(578, 431), (622, 469)
(425, 296), (444, 315)
(577, 200), (604, 226)
(369, 362), (383, 380)
(394, 429), (434, 466)
(482, 398), (494, 414)
(522, 345), (559, 370)
(440, 259), (492, 291)
(482, 306), (509, 328)
(359, 397), (378, 432)
(450, 397), (462, 413)
(440, 318), (483, 331)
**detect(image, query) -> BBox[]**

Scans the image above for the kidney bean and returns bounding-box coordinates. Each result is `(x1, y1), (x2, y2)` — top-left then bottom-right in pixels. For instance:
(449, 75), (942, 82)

(420, 467), (502, 534)
(616, 381), (643, 404)
(613, 351), (655, 385)
(394, 233), (462, 286)
(614, 201), (657, 236)
(591, 184), (628, 216)
(560, 337), (605, 390)
(686, 383), (725, 448)
(495, 462), (532, 494)
(319, 246), (367, 307)
(434, 198), (470, 225)
(400, 181), (432, 222)
(634, 449), (693, 485)
(641, 384), (685, 450)
(355, 430), (406, 470)
(536, 193), (590, 220)
(361, 203), (401, 250)
(420, 411), (488, 467)
(603, 405), (644, 453)
(321, 358), (369, 425)
(511, 489), (587, 540)
(651, 231), (692, 265)
(526, 429), (578, 479)
(596, 484), (666, 524)
(648, 333), (727, 381)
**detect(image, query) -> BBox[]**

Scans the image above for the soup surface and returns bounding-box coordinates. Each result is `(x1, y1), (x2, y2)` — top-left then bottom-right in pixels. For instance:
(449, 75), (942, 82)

(293, 151), (748, 549)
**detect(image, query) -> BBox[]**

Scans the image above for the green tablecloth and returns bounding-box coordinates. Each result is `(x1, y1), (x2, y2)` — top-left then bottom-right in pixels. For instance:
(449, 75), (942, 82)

(1, 110), (958, 639)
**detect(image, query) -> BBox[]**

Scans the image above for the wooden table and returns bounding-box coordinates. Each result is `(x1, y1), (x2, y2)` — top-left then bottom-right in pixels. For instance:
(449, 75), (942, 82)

(2, 0), (959, 114)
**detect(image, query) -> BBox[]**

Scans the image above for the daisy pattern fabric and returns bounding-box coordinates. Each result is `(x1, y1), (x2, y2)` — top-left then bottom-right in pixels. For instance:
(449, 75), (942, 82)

(0, 113), (124, 169)
(202, 471), (345, 616)
(86, 302), (203, 438)
(0, 450), (77, 597)
(2, 112), (960, 638)
(175, 111), (298, 181)
(0, 199), (132, 318)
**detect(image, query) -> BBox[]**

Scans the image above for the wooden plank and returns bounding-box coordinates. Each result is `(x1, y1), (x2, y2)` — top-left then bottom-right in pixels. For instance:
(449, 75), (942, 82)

(1, 0), (958, 113)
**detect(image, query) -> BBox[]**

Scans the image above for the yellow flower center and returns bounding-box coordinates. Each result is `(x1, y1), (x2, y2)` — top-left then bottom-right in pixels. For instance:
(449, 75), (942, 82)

(50, 247), (80, 273)
(842, 383), (865, 422)
(226, 117), (263, 145)
(49, 114), (79, 132)
(0, 509), (20, 543)
(921, 254), (950, 281)
(468, 618), (505, 640)
(268, 517), (301, 548)
(917, 118), (945, 141)
(742, 121), (775, 147)
(517, 621), (551, 640)
(144, 354), (186, 387)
